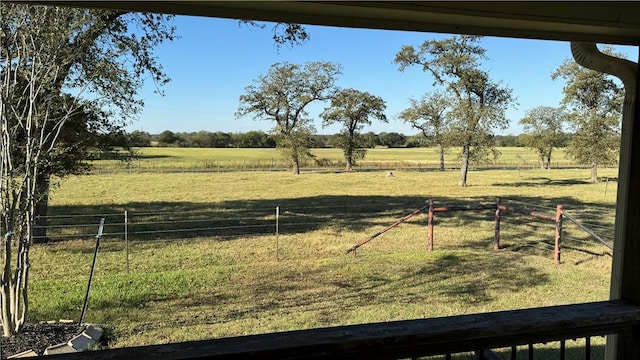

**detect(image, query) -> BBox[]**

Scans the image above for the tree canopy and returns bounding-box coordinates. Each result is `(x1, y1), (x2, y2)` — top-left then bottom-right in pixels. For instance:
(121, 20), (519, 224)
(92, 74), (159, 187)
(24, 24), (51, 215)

(0, 3), (175, 336)
(398, 92), (453, 171)
(552, 47), (624, 182)
(321, 89), (387, 170)
(395, 35), (515, 186)
(236, 61), (342, 174)
(519, 106), (568, 169)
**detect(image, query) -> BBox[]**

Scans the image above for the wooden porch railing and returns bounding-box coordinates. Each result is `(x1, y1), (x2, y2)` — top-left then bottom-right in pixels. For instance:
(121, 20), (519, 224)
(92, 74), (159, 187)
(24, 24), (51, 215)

(44, 300), (640, 360)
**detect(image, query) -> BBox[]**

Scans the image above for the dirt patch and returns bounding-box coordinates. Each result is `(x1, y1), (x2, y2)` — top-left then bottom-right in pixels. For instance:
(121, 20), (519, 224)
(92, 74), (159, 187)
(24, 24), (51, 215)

(1, 322), (84, 358)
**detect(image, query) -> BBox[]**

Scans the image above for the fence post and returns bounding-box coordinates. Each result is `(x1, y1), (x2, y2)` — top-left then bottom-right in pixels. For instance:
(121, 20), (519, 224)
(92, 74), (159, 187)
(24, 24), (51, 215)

(275, 206), (280, 261)
(555, 204), (564, 264)
(80, 218), (105, 325)
(125, 210), (129, 273)
(428, 199), (434, 251)
(495, 197), (501, 250)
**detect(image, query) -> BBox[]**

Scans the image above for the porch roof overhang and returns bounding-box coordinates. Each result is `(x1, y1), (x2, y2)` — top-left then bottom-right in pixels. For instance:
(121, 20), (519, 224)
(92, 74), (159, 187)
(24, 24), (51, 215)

(33, 1), (640, 46)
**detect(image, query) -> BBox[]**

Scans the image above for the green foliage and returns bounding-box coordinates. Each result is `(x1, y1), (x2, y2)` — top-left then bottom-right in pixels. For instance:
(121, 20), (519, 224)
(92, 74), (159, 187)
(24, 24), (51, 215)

(552, 47), (623, 182)
(275, 127), (318, 167)
(519, 106), (568, 169)
(127, 131), (152, 147)
(240, 21), (310, 49)
(398, 92), (454, 170)
(398, 92), (452, 142)
(395, 35), (515, 186)
(378, 132), (407, 148)
(321, 88), (387, 170)
(494, 135), (523, 147)
(565, 114), (620, 168)
(0, 3), (174, 335)
(360, 132), (381, 148)
(233, 130), (277, 148)
(236, 61), (342, 174)
(156, 130), (181, 146)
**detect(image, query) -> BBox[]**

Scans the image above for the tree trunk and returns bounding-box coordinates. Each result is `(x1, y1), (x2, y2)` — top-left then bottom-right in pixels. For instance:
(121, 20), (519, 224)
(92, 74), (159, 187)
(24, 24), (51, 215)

(540, 156), (545, 169)
(33, 173), (50, 243)
(459, 144), (470, 187)
(346, 157), (353, 171)
(591, 162), (599, 183)
(438, 144), (445, 171)
(1, 233), (14, 336)
(546, 149), (552, 169)
(292, 152), (300, 175)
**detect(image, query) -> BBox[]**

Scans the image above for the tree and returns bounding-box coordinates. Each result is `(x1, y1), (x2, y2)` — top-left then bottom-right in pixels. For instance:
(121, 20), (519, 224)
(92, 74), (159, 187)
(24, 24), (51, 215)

(0, 3), (174, 336)
(406, 134), (428, 148)
(157, 130), (181, 146)
(494, 135), (522, 147)
(360, 132), (380, 148)
(398, 92), (453, 171)
(552, 48), (624, 183)
(240, 21), (310, 49)
(128, 130), (152, 147)
(395, 35), (515, 187)
(309, 134), (330, 148)
(378, 132), (407, 148)
(234, 131), (276, 148)
(519, 106), (568, 169)
(236, 61), (342, 174)
(320, 89), (387, 170)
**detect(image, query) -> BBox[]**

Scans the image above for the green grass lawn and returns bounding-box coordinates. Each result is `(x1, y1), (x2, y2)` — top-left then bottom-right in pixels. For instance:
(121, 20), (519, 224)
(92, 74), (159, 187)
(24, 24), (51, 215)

(30, 164), (618, 358)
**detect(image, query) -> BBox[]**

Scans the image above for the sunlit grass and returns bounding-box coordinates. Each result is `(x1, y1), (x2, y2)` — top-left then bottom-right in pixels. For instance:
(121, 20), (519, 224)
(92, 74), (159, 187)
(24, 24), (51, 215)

(29, 166), (618, 358)
(93, 147), (583, 172)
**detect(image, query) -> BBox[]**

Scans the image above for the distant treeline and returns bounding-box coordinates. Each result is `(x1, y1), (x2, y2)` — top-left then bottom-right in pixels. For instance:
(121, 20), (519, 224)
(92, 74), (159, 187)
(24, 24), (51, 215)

(127, 130), (574, 149)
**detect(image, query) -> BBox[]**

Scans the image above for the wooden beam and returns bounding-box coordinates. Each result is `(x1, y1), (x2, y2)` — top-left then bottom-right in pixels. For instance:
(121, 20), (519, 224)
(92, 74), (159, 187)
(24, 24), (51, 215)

(42, 301), (640, 360)
(614, 45), (640, 360)
(12, 1), (640, 45)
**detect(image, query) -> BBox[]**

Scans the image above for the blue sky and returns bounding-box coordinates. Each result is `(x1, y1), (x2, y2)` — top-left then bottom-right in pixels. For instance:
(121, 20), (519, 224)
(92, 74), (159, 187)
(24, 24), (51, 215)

(130, 15), (638, 136)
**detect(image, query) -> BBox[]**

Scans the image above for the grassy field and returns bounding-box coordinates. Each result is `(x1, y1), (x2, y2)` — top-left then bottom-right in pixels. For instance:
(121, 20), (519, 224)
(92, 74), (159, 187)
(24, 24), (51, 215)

(28, 154), (619, 358)
(94, 146), (585, 172)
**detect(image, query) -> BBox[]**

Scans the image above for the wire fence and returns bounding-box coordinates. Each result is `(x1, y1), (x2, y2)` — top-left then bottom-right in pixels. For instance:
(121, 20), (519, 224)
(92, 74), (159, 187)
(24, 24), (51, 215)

(34, 201), (417, 243)
(34, 198), (616, 270)
(93, 159), (601, 175)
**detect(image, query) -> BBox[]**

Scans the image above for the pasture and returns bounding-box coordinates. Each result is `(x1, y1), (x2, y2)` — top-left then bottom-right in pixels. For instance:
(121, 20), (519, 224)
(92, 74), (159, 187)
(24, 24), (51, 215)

(29, 148), (618, 358)
(94, 146), (582, 172)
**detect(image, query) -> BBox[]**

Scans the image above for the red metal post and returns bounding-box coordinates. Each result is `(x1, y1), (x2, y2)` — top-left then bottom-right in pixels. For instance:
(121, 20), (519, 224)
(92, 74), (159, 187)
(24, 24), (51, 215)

(346, 205), (427, 255)
(495, 197), (501, 250)
(555, 204), (564, 264)
(428, 199), (434, 251)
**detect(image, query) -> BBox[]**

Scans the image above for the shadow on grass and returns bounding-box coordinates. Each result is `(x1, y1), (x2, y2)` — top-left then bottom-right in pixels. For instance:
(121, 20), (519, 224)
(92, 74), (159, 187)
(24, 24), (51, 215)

(105, 249), (551, 330)
(44, 194), (614, 254)
(492, 176), (619, 188)
(32, 193), (615, 347)
(131, 154), (172, 160)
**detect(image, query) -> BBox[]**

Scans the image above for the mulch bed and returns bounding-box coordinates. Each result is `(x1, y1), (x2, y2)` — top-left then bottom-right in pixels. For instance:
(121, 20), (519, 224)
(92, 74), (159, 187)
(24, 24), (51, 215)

(1, 322), (84, 359)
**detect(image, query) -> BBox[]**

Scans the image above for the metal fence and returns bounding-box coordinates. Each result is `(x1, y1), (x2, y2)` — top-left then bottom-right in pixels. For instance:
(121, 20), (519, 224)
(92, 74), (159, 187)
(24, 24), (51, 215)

(34, 199), (615, 272)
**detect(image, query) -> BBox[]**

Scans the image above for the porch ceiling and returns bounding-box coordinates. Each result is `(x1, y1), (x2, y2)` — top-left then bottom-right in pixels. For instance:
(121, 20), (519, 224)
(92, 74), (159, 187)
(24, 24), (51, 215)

(27, 1), (640, 46)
